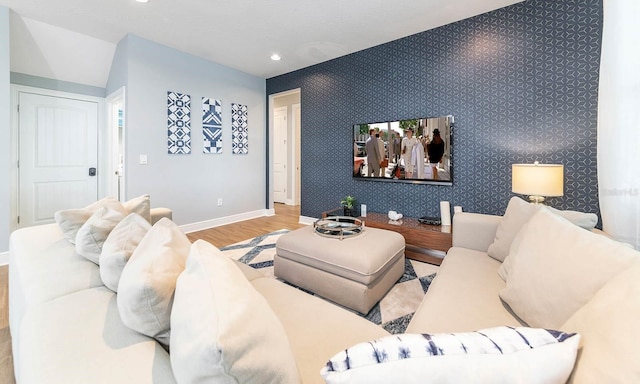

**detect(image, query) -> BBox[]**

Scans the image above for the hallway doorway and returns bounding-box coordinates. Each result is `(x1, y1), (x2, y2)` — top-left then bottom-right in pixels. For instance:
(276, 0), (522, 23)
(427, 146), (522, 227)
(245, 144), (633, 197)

(269, 89), (301, 209)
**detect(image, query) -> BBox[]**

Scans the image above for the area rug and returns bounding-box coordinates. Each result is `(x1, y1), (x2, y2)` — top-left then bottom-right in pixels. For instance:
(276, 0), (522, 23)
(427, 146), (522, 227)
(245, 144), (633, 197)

(220, 229), (439, 334)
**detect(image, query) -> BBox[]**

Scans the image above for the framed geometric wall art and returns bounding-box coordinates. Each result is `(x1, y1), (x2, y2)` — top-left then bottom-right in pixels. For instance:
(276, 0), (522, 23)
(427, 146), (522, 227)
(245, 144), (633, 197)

(202, 97), (223, 154)
(231, 103), (248, 154)
(167, 91), (191, 154)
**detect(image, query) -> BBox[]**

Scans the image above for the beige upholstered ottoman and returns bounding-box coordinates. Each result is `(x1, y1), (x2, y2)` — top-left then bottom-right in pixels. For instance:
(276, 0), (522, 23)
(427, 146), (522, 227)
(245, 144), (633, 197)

(274, 225), (405, 314)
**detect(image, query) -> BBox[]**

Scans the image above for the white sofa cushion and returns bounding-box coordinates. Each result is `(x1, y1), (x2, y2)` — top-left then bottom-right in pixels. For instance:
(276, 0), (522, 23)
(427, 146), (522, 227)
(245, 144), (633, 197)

(55, 197), (124, 244)
(406, 246), (522, 334)
(561, 262), (640, 383)
(499, 208), (639, 328)
(487, 197), (598, 262)
(117, 218), (191, 347)
(18, 287), (176, 384)
(250, 277), (389, 382)
(9, 224), (103, 310)
(122, 194), (152, 223)
(170, 240), (300, 384)
(321, 327), (580, 384)
(99, 213), (152, 292)
(8, 223), (104, 370)
(55, 195), (153, 244)
(75, 205), (128, 264)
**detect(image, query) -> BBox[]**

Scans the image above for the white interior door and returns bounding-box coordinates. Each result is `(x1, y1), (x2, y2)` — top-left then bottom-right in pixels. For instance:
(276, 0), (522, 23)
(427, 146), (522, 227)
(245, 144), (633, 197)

(273, 107), (288, 203)
(18, 92), (99, 227)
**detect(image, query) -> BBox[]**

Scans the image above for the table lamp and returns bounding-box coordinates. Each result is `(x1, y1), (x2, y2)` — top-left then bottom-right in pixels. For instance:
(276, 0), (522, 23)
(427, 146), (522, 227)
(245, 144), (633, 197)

(512, 162), (564, 204)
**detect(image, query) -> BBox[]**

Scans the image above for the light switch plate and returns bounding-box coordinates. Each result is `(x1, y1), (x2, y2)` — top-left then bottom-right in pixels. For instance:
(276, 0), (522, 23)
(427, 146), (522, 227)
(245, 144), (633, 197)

(139, 154), (148, 165)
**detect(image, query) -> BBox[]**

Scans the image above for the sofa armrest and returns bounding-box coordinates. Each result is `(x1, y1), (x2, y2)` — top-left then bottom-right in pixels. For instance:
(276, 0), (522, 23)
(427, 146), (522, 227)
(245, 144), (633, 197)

(151, 207), (173, 224)
(452, 212), (502, 252)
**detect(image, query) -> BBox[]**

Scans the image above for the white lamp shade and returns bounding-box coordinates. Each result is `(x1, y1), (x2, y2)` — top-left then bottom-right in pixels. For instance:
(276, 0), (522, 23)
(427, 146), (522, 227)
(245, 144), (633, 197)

(512, 163), (564, 197)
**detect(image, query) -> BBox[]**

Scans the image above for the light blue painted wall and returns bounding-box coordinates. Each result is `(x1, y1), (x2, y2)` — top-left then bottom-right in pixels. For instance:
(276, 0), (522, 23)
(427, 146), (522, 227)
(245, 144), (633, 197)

(0, 7), (11, 252)
(10, 72), (105, 97)
(107, 35), (267, 225)
(105, 36), (128, 95)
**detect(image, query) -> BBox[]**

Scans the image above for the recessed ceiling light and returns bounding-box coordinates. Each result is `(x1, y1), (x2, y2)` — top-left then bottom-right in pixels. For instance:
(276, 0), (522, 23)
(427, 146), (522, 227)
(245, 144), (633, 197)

(270, 54), (281, 61)
(136, 0), (149, 3)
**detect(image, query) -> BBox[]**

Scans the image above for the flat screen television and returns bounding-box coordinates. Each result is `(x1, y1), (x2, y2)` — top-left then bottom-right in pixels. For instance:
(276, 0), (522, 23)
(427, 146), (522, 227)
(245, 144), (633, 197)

(353, 115), (453, 185)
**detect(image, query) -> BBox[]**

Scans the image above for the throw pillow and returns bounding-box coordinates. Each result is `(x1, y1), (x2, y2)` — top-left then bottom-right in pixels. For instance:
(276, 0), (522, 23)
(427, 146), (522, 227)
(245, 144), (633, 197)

(54, 197), (123, 244)
(547, 206), (599, 230)
(499, 208), (639, 329)
(99, 213), (152, 292)
(561, 262), (640, 383)
(75, 205), (128, 264)
(321, 326), (580, 384)
(117, 218), (191, 347)
(170, 240), (300, 384)
(487, 196), (598, 262)
(122, 194), (152, 223)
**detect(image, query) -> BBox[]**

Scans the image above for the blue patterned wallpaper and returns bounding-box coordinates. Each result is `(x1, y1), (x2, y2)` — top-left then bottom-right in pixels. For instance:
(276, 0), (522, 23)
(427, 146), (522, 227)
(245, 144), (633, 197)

(267, 0), (603, 222)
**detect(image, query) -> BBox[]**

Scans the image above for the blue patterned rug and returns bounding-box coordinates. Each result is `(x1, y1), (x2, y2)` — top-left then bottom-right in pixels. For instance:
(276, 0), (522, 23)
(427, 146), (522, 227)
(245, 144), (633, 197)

(220, 229), (438, 334)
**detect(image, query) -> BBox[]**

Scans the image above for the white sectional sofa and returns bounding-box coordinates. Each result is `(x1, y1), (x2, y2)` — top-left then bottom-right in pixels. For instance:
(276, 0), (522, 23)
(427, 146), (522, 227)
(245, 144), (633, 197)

(406, 199), (640, 384)
(9, 208), (175, 383)
(9, 207), (386, 384)
(9, 198), (640, 383)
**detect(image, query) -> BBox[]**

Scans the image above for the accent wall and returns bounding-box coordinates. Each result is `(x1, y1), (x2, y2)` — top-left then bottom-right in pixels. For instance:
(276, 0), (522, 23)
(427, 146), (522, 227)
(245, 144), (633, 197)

(266, 0), (603, 222)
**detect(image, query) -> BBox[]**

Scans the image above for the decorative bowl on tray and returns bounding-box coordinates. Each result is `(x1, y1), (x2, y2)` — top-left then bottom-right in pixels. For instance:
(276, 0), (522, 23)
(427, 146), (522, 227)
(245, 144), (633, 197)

(314, 216), (364, 240)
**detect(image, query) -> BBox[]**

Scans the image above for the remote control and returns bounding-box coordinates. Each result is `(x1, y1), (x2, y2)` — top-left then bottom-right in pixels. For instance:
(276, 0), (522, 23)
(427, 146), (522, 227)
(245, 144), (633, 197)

(418, 216), (441, 225)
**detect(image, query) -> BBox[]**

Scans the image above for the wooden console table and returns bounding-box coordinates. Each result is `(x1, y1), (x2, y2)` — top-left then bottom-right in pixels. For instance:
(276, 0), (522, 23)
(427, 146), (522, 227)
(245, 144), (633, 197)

(321, 208), (452, 265)
(360, 212), (451, 265)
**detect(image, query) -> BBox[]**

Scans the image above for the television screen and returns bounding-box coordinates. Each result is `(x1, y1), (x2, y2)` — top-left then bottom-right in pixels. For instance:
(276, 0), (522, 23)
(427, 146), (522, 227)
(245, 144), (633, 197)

(353, 115), (453, 185)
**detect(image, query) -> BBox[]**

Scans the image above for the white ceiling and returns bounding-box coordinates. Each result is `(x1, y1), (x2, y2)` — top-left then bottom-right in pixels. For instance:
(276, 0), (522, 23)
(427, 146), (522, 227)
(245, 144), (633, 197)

(1, 0), (524, 81)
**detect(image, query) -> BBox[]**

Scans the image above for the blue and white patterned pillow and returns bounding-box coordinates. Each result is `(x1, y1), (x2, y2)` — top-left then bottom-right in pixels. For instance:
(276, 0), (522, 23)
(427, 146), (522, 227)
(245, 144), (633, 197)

(321, 327), (580, 384)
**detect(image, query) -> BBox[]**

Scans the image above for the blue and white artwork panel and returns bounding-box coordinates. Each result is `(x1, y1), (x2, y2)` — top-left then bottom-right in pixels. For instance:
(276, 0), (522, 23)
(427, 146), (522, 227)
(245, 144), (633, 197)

(231, 103), (248, 154)
(202, 97), (223, 154)
(167, 91), (191, 154)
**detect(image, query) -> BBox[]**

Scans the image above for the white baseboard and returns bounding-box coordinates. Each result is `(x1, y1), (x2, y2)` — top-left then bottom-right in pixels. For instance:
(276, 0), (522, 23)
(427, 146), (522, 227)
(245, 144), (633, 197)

(299, 215), (317, 225)
(265, 208), (276, 217)
(180, 209), (271, 234)
(0, 251), (8, 266)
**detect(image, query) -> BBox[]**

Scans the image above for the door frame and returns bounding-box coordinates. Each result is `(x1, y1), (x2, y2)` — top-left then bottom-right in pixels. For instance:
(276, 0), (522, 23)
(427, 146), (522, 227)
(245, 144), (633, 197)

(291, 103), (301, 206)
(267, 88), (300, 212)
(273, 106), (288, 204)
(105, 86), (126, 201)
(10, 84), (105, 231)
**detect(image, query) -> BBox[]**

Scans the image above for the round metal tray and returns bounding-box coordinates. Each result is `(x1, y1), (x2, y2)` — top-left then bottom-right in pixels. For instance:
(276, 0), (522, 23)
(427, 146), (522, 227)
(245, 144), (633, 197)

(313, 216), (364, 240)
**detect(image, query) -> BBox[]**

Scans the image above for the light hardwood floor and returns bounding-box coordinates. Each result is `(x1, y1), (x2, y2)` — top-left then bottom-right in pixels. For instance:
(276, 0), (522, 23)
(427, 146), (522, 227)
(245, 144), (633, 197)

(0, 203), (304, 384)
(186, 203), (305, 246)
